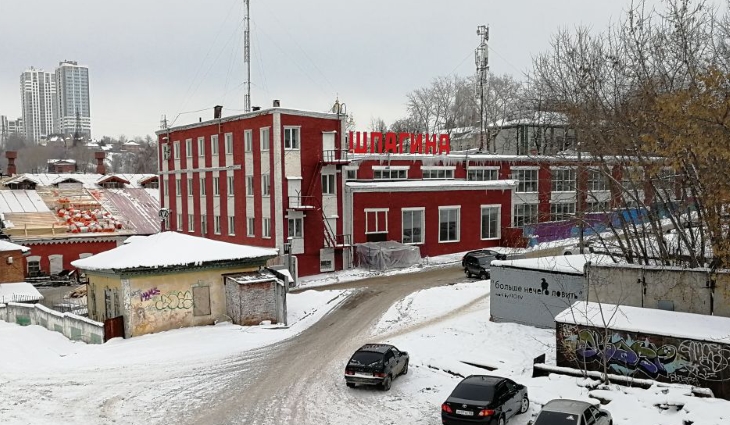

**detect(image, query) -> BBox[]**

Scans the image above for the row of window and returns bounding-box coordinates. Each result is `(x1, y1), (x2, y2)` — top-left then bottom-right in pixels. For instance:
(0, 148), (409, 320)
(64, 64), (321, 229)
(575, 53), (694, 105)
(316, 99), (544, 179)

(364, 205), (501, 244)
(172, 127), (301, 159)
(171, 213), (294, 239)
(173, 173), (336, 198)
(512, 200), (612, 226)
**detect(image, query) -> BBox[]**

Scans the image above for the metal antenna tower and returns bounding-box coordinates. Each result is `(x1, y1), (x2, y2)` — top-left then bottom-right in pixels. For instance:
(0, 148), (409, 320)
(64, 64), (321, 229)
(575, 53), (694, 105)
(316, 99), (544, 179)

(244, 0), (251, 113)
(475, 25), (489, 152)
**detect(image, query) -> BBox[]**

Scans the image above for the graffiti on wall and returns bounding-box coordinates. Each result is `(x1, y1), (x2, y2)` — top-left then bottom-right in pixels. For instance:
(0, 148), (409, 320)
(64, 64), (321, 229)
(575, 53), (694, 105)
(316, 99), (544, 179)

(154, 290), (193, 311)
(139, 287), (160, 302)
(560, 327), (730, 383)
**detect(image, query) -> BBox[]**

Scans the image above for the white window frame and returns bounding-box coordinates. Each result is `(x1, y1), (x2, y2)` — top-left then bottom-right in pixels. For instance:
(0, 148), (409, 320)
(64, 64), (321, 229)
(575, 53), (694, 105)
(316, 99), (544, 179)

(513, 203), (539, 227)
(227, 175), (235, 197)
(550, 202), (576, 222)
(344, 168), (358, 180)
(175, 178), (181, 197)
(173, 141), (180, 159)
(365, 208), (389, 234)
(260, 127), (270, 151)
(197, 136), (205, 157)
(587, 200), (610, 212)
(551, 167), (577, 192)
(213, 176), (220, 196)
(228, 216), (235, 236)
(263, 217), (271, 238)
(480, 205), (501, 240)
(322, 174), (336, 195)
(246, 175), (254, 197)
(511, 168), (539, 193)
(187, 178), (193, 196)
(200, 176), (206, 196)
(244, 130), (253, 153)
(467, 167), (500, 181)
(288, 217), (303, 238)
(438, 206), (460, 243)
(247, 217), (255, 237)
(214, 215), (221, 235)
(262, 174), (270, 197)
(188, 214), (194, 232)
(211, 134), (219, 155)
(185, 139), (193, 158)
(401, 208), (424, 244)
(201, 215), (207, 234)
(225, 133), (233, 154)
(284, 126), (300, 150)
(421, 166), (455, 180)
(176, 213), (183, 231)
(373, 166), (409, 180)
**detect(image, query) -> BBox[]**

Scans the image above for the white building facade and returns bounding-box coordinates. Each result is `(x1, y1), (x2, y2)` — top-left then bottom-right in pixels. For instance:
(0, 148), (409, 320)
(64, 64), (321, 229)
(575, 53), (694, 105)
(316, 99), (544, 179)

(55, 60), (91, 138)
(20, 68), (57, 144)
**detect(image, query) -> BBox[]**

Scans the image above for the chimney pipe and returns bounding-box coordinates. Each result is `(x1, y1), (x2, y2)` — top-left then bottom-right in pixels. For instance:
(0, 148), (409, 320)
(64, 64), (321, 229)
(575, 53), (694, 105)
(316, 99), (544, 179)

(5, 151), (17, 176)
(95, 151), (106, 175)
(252, 106), (261, 112)
(214, 105), (223, 119)
(273, 99), (280, 107)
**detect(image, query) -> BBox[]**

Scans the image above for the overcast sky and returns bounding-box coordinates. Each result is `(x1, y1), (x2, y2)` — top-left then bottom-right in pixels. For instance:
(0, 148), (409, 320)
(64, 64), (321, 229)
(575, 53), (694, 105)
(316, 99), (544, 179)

(0, 0), (724, 139)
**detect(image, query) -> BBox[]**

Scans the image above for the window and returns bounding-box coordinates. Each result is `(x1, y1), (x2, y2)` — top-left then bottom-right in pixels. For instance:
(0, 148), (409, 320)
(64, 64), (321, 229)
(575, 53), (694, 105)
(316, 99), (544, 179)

(214, 215), (221, 234)
(262, 174), (270, 196)
(467, 168), (499, 181)
(365, 209), (388, 233)
(284, 127), (300, 149)
(175, 179), (181, 197)
(225, 133), (233, 154)
(246, 175), (254, 196)
(228, 216), (235, 235)
(187, 178), (193, 196)
(261, 127), (270, 151)
(200, 176), (206, 195)
(173, 141), (180, 159)
(481, 205), (500, 239)
(211, 134), (219, 155)
(550, 202), (576, 221)
(402, 208), (424, 244)
(188, 214), (194, 232)
(247, 217), (255, 236)
(621, 167), (644, 190)
(322, 174), (336, 195)
(373, 167), (408, 180)
(551, 168), (576, 192)
(587, 200), (609, 212)
(439, 207), (460, 242)
(288, 217), (303, 238)
(176, 213), (183, 231)
(197, 137), (205, 157)
(27, 259), (40, 276)
(263, 218), (271, 238)
(213, 177), (220, 196)
(185, 139), (192, 157)
(345, 169), (357, 180)
(244, 130), (253, 153)
(201, 215), (207, 234)
(512, 169), (538, 192)
(227, 175), (234, 197)
(513, 204), (538, 227)
(653, 168), (676, 198)
(422, 167), (455, 179)
(588, 169), (608, 191)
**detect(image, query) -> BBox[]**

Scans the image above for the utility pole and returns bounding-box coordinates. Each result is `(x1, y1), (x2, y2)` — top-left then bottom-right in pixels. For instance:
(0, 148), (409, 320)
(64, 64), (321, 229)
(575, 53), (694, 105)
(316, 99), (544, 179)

(244, 0), (251, 113)
(475, 25), (489, 152)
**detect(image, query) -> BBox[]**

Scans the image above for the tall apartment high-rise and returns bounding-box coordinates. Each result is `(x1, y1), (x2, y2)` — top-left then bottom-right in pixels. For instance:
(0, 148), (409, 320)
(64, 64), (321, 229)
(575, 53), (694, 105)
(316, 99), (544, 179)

(20, 67), (57, 144)
(55, 60), (91, 139)
(0, 115), (24, 148)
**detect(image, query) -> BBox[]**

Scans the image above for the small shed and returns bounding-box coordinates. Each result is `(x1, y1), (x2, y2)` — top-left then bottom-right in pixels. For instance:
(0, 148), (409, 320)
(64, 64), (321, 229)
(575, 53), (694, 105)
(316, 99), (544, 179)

(225, 270), (286, 326)
(0, 282), (43, 304)
(555, 301), (730, 400)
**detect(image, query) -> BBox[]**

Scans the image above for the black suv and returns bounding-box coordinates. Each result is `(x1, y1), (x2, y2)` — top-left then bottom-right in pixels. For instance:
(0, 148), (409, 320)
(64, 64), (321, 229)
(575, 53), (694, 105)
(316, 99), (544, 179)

(462, 250), (507, 279)
(442, 375), (529, 425)
(344, 344), (409, 391)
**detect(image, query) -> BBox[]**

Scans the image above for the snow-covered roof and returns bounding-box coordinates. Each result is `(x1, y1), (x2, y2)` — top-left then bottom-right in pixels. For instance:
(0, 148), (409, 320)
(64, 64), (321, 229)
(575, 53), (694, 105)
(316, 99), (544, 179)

(123, 141), (140, 146)
(491, 254), (617, 275)
(47, 159), (77, 164)
(71, 231), (278, 272)
(0, 190), (51, 213)
(346, 179), (517, 192)
(0, 240), (29, 253)
(0, 282), (43, 303)
(4, 173), (157, 189)
(555, 301), (730, 344)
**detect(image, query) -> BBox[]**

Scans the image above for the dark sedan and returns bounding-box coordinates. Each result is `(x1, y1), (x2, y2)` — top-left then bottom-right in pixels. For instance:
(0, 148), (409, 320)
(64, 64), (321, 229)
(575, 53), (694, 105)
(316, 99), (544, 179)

(441, 375), (529, 425)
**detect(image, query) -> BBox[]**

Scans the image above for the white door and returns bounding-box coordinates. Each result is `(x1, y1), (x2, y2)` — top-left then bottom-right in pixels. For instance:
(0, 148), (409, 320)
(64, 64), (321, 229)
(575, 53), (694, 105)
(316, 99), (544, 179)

(322, 132), (335, 161)
(49, 254), (63, 275)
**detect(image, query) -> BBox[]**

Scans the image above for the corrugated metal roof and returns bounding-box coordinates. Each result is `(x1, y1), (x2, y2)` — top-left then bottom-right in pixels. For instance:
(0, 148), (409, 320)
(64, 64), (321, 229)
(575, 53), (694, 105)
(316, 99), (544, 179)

(91, 188), (161, 235)
(0, 190), (51, 213)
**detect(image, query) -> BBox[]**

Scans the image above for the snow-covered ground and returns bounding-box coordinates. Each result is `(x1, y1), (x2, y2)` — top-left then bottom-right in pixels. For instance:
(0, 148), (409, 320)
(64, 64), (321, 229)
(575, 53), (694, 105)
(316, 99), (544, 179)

(2, 252), (730, 424)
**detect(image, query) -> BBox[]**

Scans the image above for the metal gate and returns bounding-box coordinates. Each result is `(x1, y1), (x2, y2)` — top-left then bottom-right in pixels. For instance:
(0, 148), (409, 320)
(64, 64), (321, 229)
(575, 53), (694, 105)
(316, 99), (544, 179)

(103, 316), (124, 342)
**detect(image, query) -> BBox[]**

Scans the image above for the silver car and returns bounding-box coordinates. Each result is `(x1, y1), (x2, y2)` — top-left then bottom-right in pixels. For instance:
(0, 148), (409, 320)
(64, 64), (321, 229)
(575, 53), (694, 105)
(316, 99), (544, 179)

(530, 399), (612, 425)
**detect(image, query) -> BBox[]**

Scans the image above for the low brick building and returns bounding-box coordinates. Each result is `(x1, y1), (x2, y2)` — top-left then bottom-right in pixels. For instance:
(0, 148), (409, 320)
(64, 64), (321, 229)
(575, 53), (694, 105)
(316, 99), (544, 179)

(0, 240), (30, 283)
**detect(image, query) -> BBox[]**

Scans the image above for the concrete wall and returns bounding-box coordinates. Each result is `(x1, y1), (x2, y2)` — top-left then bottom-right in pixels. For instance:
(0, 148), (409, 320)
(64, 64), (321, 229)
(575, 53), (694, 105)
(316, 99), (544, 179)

(556, 321), (730, 400)
(490, 265), (586, 328)
(587, 264), (717, 315)
(0, 302), (104, 344)
(224, 278), (286, 326)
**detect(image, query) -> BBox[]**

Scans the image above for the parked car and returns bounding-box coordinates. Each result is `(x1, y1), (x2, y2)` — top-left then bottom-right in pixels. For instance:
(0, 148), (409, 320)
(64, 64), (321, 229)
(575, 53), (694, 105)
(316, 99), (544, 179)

(441, 375), (529, 425)
(344, 343), (409, 391)
(562, 241), (596, 256)
(463, 250), (506, 279)
(529, 399), (612, 425)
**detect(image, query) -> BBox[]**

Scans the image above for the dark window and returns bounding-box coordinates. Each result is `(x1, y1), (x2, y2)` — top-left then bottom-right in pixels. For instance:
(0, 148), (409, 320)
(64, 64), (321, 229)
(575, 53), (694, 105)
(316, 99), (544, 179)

(534, 411), (580, 425)
(450, 383), (495, 401)
(350, 351), (383, 366)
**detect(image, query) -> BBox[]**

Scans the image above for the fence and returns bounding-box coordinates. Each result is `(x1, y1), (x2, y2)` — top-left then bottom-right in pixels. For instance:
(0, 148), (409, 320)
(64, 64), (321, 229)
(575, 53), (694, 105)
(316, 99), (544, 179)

(0, 301), (104, 344)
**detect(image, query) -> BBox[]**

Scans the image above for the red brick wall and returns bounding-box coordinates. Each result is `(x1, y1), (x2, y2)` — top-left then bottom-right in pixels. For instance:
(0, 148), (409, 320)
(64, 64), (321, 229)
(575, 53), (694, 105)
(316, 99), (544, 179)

(22, 239), (118, 275)
(0, 250), (26, 283)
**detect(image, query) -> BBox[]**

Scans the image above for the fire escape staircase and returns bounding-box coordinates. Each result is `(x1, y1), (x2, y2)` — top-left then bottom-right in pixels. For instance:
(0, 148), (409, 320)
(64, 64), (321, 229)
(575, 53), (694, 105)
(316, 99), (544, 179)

(287, 150), (352, 250)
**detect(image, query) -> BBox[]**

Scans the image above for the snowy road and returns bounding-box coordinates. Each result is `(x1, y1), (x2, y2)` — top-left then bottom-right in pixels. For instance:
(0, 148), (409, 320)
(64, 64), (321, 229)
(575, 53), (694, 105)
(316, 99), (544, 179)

(181, 265), (469, 425)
